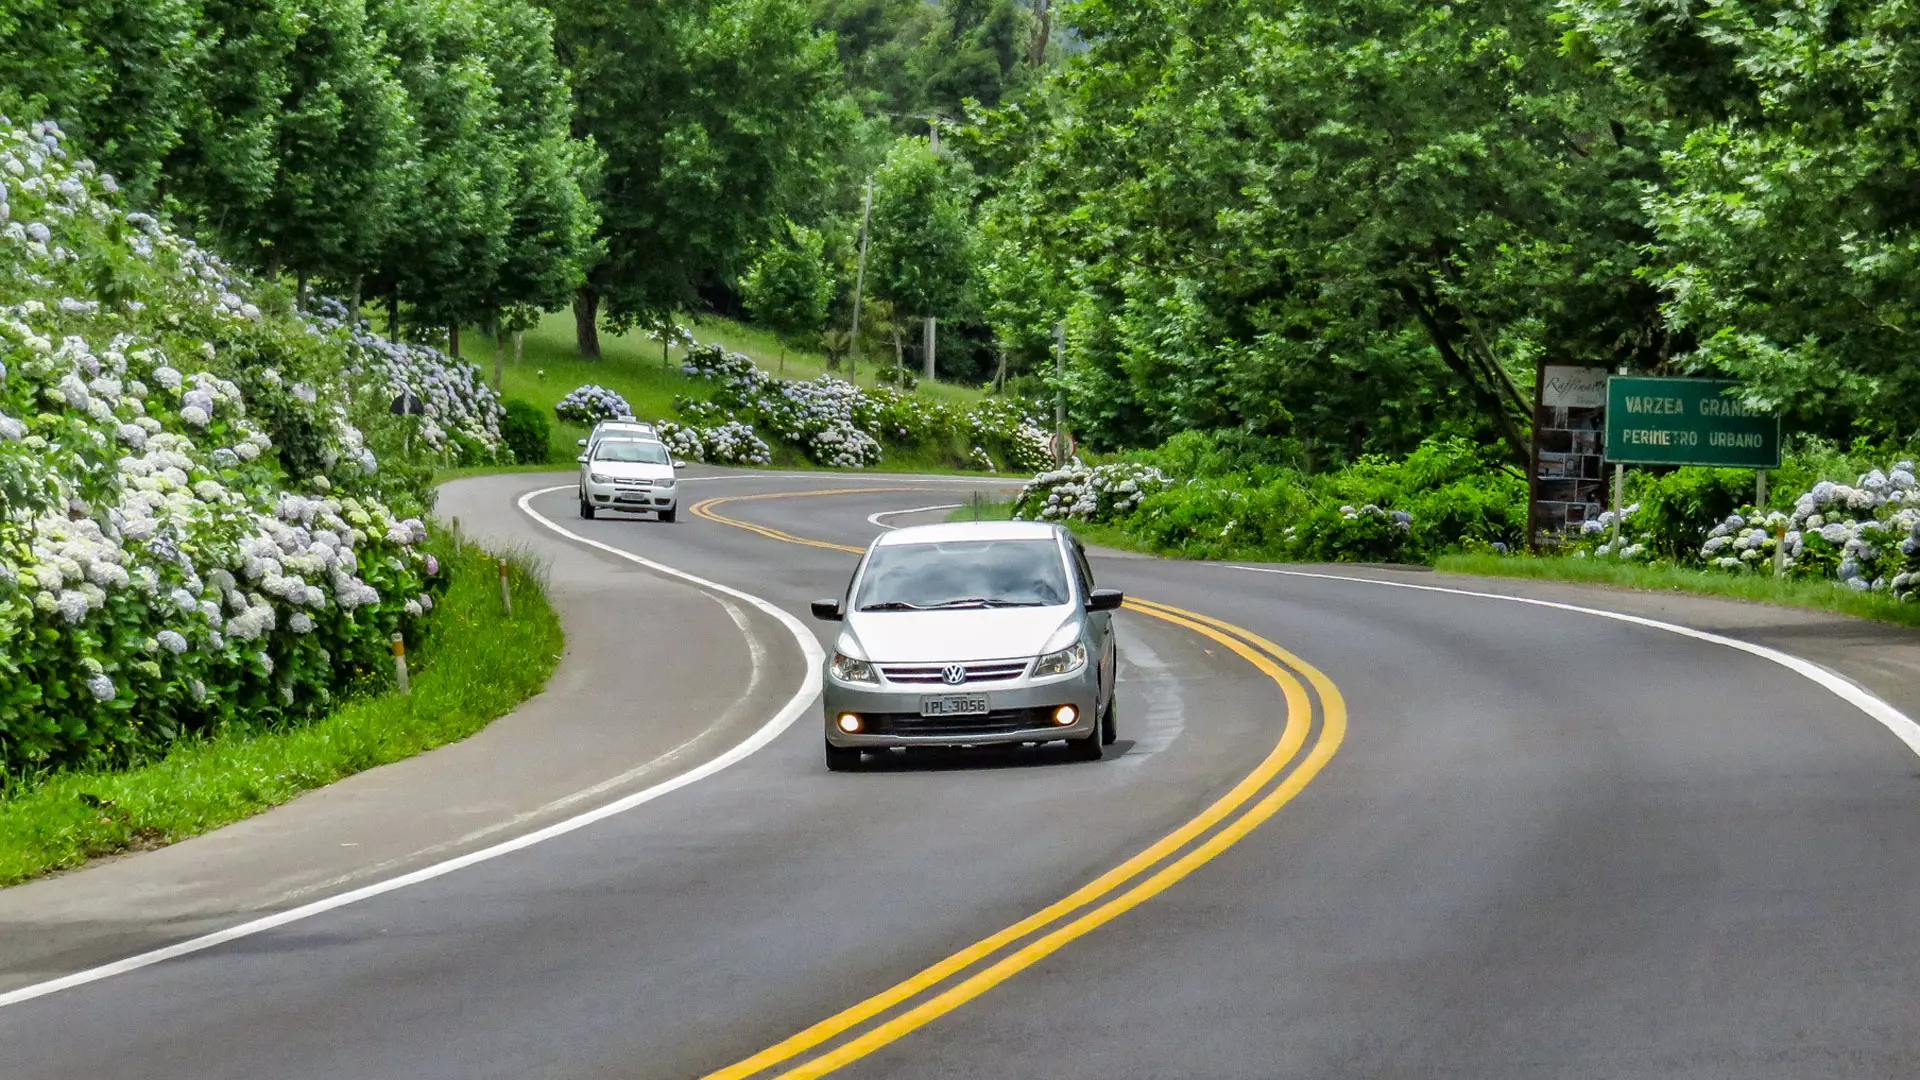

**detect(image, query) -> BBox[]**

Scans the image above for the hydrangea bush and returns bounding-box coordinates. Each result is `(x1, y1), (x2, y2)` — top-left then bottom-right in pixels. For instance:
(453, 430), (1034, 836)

(554, 384), (633, 424)
(310, 298), (506, 463)
(655, 419), (773, 466)
(674, 340), (1053, 470)
(1012, 461), (1172, 523)
(0, 118), (447, 775)
(1698, 464), (1920, 594)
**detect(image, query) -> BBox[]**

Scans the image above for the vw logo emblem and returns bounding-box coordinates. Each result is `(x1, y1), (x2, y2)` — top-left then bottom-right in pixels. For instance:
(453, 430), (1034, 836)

(941, 664), (967, 685)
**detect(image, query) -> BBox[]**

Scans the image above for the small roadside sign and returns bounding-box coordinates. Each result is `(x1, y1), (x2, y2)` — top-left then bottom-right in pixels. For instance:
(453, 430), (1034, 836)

(1049, 431), (1076, 464)
(1604, 376), (1780, 469)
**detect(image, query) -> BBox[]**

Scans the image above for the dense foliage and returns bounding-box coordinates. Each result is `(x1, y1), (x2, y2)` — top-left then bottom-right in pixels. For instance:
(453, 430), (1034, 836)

(0, 122), (507, 777)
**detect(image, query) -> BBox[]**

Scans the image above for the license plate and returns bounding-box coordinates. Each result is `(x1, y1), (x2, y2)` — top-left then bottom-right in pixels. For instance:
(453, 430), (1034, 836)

(920, 694), (988, 718)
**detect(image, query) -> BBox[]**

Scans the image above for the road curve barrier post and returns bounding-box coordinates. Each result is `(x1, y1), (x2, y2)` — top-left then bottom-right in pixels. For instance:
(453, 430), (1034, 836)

(498, 558), (513, 617)
(391, 633), (410, 695)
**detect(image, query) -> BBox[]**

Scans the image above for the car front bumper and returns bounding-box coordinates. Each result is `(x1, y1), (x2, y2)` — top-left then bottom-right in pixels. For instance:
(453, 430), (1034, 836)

(822, 665), (1101, 748)
(583, 479), (677, 512)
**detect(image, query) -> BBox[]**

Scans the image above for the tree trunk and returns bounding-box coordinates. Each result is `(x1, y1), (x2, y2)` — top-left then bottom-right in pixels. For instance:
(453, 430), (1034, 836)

(350, 274), (363, 326)
(574, 287), (601, 358)
(263, 246), (281, 282)
(1029, 0), (1051, 66)
(388, 292), (401, 344)
(295, 270), (309, 312)
(778, 344), (785, 375)
(448, 323), (461, 357)
(892, 326), (903, 370)
(993, 348), (1009, 393)
(514, 330), (523, 367)
(1397, 283), (1531, 467)
(923, 316), (936, 381)
(662, 339), (670, 369)
(493, 321), (507, 391)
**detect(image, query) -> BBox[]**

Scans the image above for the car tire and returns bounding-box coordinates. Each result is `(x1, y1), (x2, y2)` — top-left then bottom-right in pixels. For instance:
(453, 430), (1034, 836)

(578, 496), (596, 520)
(825, 740), (862, 772)
(1067, 725), (1103, 761)
(658, 507), (677, 523)
(1100, 694), (1118, 745)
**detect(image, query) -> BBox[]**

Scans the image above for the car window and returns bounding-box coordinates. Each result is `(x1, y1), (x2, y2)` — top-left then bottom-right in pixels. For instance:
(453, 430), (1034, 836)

(854, 539), (1070, 611)
(1070, 540), (1095, 594)
(593, 440), (670, 464)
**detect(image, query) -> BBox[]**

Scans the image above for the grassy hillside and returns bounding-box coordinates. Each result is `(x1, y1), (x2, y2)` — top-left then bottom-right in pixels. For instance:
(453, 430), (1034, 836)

(459, 311), (997, 469)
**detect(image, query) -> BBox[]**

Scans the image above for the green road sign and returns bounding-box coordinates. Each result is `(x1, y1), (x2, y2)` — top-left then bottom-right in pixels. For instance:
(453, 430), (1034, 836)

(1605, 376), (1781, 468)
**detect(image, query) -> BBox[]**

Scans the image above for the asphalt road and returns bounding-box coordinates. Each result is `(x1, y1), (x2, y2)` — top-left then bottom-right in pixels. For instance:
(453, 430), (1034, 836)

(5, 470), (1920, 1079)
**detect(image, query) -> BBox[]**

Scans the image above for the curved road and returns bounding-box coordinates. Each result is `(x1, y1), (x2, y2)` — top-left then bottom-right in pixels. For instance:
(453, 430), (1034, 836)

(5, 470), (1920, 1078)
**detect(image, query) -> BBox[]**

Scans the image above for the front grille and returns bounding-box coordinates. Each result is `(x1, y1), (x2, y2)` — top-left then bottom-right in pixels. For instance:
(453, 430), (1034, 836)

(613, 479), (653, 490)
(879, 659), (1030, 685)
(862, 707), (1063, 738)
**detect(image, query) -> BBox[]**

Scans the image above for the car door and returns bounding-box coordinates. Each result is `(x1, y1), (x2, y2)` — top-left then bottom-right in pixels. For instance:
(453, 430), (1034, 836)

(1069, 537), (1115, 706)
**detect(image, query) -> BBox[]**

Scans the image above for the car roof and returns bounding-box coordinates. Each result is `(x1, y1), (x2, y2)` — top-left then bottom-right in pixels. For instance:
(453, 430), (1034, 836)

(592, 420), (653, 432)
(873, 520), (1064, 548)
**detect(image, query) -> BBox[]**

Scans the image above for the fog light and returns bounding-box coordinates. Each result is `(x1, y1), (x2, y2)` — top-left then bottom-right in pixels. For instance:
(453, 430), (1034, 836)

(1052, 705), (1078, 726)
(837, 713), (862, 733)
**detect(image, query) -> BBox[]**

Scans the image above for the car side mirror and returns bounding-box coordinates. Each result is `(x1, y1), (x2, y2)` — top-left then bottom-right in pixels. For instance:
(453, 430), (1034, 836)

(810, 598), (844, 622)
(576, 438), (588, 447)
(575, 455), (588, 464)
(673, 460), (688, 470)
(1086, 588), (1125, 612)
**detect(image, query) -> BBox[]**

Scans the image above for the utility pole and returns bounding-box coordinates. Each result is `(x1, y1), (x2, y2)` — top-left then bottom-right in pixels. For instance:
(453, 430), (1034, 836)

(1054, 321), (1067, 462)
(929, 116), (940, 153)
(850, 178), (872, 378)
(924, 316), (936, 381)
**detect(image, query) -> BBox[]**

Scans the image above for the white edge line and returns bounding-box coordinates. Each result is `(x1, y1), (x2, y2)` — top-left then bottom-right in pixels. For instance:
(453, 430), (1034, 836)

(1226, 565), (1920, 760)
(0, 485), (825, 1010)
(868, 504), (963, 530)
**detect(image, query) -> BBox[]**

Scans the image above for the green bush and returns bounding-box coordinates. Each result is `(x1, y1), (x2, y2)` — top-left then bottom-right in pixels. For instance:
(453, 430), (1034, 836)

(1630, 467), (1754, 559)
(501, 399), (551, 465)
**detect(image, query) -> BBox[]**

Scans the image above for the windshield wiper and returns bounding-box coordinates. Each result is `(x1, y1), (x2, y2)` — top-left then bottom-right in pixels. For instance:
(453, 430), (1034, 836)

(859, 601), (928, 611)
(926, 597), (1045, 609)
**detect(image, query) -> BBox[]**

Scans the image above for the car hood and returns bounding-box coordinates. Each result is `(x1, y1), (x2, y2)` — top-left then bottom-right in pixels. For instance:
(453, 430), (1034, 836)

(587, 460), (674, 482)
(842, 606), (1076, 663)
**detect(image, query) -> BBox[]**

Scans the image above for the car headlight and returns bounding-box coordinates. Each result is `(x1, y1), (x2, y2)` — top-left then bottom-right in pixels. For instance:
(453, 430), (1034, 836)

(589, 472), (612, 484)
(1033, 642), (1087, 677)
(830, 652), (877, 684)
(656, 477), (676, 488)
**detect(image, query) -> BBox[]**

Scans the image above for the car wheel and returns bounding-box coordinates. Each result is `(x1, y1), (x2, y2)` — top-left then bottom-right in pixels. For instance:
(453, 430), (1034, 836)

(1101, 694), (1118, 745)
(825, 739), (862, 772)
(1067, 725), (1103, 761)
(578, 496), (596, 520)
(658, 507), (677, 523)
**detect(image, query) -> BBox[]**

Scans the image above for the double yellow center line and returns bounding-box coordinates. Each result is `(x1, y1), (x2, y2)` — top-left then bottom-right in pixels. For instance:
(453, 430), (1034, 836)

(689, 489), (1346, 1078)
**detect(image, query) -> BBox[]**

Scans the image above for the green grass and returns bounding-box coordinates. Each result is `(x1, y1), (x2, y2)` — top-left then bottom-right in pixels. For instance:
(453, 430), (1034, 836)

(0, 532), (565, 886)
(457, 311), (986, 466)
(1439, 552), (1920, 628)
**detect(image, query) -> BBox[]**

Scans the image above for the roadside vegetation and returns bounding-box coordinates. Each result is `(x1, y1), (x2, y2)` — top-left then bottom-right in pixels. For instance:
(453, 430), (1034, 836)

(0, 536), (561, 886)
(0, 124), (560, 881)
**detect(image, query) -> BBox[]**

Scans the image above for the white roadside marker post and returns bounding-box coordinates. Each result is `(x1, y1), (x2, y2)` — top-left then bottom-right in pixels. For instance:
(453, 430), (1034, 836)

(391, 633), (410, 696)
(1609, 463), (1625, 552)
(498, 558), (512, 617)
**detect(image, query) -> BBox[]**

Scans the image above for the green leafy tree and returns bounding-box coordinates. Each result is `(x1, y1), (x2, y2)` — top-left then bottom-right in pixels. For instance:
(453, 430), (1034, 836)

(194, 0), (411, 295)
(741, 220), (834, 371)
(0, 0), (209, 204)
(1566, 0), (1920, 438)
(368, 0), (513, 348)
(867, 136), (975, 378)
(551, 0), (856, 356)
(974, 0), (1657, 463)
(472, 0), (603, 364)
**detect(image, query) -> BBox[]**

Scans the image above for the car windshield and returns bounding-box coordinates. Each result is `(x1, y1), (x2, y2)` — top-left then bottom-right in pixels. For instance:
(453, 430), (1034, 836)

(854, 539), (1070, 611)
(594, 440), (670, 464)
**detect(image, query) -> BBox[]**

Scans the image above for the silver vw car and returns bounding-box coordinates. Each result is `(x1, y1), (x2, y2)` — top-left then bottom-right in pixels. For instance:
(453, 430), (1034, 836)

(810, 521), (1123, 770)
